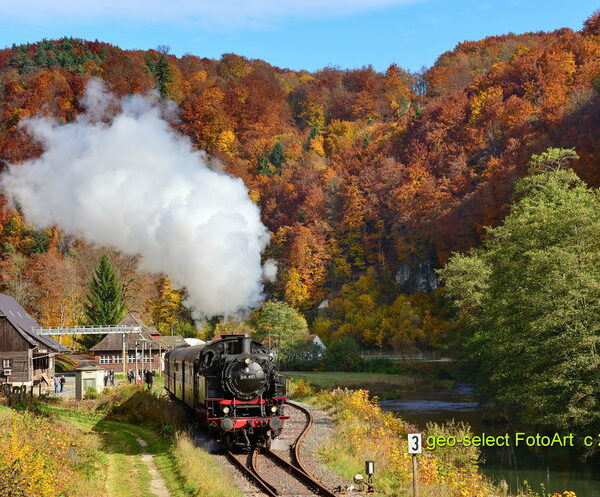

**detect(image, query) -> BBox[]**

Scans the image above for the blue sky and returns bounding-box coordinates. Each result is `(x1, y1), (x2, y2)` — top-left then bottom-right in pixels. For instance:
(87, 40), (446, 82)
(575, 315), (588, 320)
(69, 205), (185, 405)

(0, 0), (597, 72)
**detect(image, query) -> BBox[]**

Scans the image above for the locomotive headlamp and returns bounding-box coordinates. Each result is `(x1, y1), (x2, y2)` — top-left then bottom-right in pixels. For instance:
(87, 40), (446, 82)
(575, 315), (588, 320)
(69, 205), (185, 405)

(222, 406), (230, 414)
(270, 406), (278, 413)
(221, 418), (235, 432)
(244, 358), (252, 364)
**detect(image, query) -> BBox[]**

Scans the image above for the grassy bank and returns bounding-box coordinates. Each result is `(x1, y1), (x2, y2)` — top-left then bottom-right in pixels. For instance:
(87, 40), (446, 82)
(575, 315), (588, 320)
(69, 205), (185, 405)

(289, 380), (576, 497)
(284, 370), (454, 399)
(0, 385), (241, 497)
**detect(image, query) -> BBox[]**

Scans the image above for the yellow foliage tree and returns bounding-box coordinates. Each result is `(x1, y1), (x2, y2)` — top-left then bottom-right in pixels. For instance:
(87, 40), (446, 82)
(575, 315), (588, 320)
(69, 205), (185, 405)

(284, 267), (310, 309)
(149, 278), (182, 335)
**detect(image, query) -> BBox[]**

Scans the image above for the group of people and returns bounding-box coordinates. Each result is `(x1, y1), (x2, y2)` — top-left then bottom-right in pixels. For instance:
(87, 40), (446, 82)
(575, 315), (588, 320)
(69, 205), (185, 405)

(53, 374), (66, 393)
(103, 369), (115, 386)
(127, 368), (154, 390)
(51, 368), (156, 396)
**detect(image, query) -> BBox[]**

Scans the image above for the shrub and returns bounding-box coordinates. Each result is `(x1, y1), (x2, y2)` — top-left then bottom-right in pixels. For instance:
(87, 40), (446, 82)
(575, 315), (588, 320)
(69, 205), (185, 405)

(424, 420), (480, 474)
(84, 387), (99, 399)
(323, 336), (362, 371)
(288, 378), (315, 398)
(278, 341), (324, 370)
(96, 383), (186, 433)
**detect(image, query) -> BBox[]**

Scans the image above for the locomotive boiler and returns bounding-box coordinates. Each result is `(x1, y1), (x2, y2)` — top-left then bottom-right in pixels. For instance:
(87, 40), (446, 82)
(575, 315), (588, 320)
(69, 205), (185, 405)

(164, 334), (287, 450)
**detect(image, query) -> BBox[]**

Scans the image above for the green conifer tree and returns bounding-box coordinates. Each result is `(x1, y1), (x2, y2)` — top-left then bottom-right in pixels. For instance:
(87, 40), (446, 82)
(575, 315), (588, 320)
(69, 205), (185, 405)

(257, 155), (273, 177)
(154, 54), (173, 100)
(269, 142), (286, 175)
(80, 254), (126, 349)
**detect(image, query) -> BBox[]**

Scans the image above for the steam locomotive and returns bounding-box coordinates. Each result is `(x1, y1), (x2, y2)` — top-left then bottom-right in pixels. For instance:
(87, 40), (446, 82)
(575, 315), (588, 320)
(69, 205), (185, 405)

(164, 334), (287, 450)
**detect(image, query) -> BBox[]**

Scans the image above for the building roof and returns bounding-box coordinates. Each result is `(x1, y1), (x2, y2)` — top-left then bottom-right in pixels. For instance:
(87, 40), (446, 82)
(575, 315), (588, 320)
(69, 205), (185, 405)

(119, 312), (160, 336)
(89, 326), (155, 352)
(0, 294), (67, 352)
(158, 335), (188, 348)
(90, 313), (185, 352)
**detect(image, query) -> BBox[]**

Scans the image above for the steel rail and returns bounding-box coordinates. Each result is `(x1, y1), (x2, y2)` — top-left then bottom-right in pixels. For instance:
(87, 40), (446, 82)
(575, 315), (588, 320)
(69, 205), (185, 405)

(226, 402), (337, 497)
(225, 449), (279, 497)
(266, 400), (337, 497)
(265, 448), (337, 497)
(287, 401), (316, 478)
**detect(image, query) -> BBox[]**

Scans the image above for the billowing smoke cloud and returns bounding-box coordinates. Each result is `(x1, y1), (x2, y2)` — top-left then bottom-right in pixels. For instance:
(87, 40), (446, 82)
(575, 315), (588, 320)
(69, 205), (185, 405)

(2, 80), (275, 317)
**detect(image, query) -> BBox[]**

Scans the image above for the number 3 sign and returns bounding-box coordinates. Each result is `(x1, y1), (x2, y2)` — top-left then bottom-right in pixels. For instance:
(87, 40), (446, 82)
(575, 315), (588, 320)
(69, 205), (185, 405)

(408, 433), (422, 454)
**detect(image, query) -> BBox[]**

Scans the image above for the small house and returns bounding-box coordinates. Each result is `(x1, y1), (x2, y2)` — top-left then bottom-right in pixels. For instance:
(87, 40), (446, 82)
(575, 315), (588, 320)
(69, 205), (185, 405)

(0, 294), (67, 392)
(90, 312), (186, 372)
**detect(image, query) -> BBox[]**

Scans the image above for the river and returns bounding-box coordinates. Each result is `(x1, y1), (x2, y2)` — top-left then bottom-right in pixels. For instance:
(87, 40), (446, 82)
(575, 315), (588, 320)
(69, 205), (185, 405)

(380, 384), (600, 496)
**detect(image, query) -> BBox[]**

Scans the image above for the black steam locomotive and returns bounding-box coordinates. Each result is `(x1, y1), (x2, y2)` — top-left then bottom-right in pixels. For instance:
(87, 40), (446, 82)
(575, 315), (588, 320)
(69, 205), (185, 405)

(164, 334), (287, 449)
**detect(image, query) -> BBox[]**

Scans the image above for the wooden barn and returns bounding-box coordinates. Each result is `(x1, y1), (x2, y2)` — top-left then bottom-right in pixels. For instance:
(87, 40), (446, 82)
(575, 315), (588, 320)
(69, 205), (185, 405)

(0, 294), (67, 392)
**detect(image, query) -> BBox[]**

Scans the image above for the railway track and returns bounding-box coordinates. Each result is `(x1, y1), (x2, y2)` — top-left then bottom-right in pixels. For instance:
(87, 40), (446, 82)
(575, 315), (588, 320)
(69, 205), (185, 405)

(225, 401), (338, 497)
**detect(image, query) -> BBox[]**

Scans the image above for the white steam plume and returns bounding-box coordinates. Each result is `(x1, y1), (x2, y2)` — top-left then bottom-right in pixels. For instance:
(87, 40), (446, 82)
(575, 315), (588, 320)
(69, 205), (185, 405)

(2, 80), (274, 317)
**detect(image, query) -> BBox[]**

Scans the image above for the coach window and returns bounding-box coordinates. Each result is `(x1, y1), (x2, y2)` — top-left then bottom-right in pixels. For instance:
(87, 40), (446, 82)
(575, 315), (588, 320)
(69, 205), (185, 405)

(2, 359), (11, 368)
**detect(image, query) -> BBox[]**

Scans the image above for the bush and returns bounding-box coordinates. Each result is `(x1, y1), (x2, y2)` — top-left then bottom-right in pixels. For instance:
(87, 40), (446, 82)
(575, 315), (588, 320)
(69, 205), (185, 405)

(278, 341), (324, 370)
(323, 337), (363, 371)
(359, 357), (401, 374)
(84, 387), (99, 399)
(424, 420), (480, 474)
(288, 378), (315, 399)
(95, 383), (186, 433)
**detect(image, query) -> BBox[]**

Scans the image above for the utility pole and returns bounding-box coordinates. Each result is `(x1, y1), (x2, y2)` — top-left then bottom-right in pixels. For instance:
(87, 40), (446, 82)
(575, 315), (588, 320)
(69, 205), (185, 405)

(142, 338), (145, 372)
(158, 340), (162, 374)
(135, 341), (139, 380)
(122, 333), (127, 375)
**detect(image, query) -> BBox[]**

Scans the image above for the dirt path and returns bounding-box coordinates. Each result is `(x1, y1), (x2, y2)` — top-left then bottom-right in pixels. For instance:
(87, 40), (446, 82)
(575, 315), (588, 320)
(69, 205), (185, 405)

(136, 437), (172, 497)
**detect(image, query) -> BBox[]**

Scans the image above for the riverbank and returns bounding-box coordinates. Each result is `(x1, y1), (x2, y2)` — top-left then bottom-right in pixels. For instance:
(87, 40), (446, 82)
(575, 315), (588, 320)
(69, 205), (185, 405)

(284, 366), (456, 399)
(381, 384), (600, 496)
(289, 380), (578, 497)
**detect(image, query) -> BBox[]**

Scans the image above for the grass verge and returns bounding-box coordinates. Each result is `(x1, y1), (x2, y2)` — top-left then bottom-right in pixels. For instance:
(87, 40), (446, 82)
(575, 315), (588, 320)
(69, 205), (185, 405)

(1, 384), (242, 497)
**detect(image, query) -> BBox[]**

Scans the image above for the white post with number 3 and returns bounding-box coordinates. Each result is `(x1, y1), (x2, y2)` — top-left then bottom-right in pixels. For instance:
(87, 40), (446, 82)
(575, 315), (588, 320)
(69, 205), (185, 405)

(407, 433), (421, 497)
(408, 433), (422, 454)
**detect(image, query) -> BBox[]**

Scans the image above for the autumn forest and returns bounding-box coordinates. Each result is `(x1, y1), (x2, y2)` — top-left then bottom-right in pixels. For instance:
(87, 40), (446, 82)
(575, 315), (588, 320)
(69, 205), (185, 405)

(1, 11), (600, 360)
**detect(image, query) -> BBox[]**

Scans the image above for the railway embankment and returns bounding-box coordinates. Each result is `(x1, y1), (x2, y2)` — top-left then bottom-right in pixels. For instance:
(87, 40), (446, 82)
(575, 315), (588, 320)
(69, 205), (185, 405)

(0, 384), (242, 497)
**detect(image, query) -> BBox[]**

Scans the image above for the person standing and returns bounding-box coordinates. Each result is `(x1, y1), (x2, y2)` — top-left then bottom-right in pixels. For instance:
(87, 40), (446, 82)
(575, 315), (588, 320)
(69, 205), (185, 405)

(145, 369), (153, 390)
(54, 376), (60, 394)
(127, 369), (133, 383)
(59, 375), (65, 393)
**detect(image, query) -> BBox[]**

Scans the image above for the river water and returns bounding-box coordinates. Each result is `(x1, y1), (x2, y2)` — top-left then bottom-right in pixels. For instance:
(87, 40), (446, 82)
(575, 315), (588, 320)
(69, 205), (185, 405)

(380, 384), (600, 495)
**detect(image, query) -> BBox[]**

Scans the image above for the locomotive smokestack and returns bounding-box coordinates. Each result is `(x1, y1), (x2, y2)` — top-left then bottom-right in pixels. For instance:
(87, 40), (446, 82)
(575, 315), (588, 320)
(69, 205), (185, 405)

(241, 336), (252, 355)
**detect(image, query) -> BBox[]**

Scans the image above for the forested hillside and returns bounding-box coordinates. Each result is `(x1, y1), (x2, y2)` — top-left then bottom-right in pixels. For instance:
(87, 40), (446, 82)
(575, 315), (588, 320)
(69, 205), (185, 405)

(1, 11), (600, 351)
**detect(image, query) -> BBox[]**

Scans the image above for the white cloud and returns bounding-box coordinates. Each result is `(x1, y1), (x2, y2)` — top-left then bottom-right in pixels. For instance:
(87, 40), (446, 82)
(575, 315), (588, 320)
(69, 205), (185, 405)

(0, 0), (419, 30)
